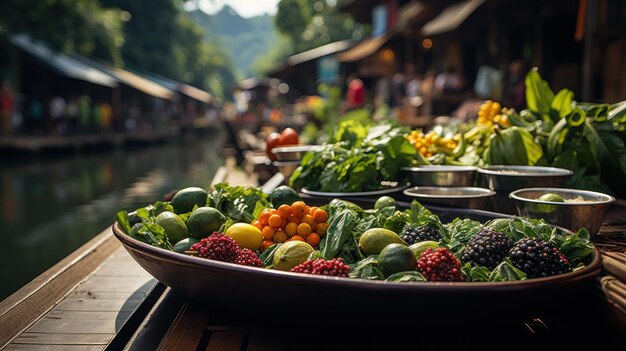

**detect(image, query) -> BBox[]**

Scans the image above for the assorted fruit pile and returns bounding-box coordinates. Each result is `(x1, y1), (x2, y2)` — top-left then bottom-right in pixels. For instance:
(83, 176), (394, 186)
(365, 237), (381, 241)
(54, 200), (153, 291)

(265, 127), (299, 161)
(116, 183), (595, 283)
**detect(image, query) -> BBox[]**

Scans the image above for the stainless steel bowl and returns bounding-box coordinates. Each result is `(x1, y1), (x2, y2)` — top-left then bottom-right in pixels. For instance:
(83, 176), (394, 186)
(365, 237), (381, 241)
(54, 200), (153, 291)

(271, 145), (320, 162)
(273, 160), (300, 179)
(510, 187), (615, 239)
(403, 186), (496, 210)
(477, 166), (573, 214)
(401, 165), (477, 187)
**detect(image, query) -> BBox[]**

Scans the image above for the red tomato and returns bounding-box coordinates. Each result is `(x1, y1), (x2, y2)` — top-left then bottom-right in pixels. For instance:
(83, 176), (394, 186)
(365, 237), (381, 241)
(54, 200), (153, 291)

(265, 132), (281, 161)
(279, 127), (299, 146)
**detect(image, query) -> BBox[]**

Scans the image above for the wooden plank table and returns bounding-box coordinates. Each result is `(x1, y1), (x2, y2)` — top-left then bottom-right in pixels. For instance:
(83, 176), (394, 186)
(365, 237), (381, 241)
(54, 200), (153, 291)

(2, 168), (625, 350)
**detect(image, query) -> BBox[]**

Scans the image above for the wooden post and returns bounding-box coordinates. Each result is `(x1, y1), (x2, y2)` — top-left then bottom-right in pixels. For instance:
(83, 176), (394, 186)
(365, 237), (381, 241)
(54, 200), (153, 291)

(582, 0), (597, 101)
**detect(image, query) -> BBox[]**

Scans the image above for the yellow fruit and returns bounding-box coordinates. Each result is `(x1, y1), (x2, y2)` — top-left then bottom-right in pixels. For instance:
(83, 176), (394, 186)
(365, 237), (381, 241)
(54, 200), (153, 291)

(272, 241), (314, 271)
(225, 223), (263, 250)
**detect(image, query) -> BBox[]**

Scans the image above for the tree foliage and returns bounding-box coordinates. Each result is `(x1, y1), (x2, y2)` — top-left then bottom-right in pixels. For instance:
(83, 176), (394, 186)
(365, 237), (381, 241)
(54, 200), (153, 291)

(255, 0), (368, 74)
(0, 0), (125, 65)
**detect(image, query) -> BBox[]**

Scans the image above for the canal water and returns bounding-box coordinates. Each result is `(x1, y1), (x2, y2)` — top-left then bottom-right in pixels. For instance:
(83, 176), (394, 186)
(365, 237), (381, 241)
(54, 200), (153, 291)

(0, 132), (226, 300)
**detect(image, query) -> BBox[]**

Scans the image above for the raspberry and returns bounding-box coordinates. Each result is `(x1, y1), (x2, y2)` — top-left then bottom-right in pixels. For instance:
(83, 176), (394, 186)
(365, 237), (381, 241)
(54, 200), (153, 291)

(189, 232), (240, 263)
(290, 258), (351, 277)
(417, 248), (464, 282)
(235, 248), (262, 267)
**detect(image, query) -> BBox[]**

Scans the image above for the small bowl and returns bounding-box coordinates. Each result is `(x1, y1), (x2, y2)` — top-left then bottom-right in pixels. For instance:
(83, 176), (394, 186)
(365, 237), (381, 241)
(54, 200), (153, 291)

(509, 187), (615, 239)
(271, 145), (320, 162)
(477, 166), (573, 214)
(401, 165), (477, 187)
(273, 160), (300, 179)
(403, 186), (496, 210)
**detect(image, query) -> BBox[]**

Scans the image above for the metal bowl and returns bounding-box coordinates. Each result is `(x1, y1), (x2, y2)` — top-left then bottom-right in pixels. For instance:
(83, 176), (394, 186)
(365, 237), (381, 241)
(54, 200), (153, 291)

(401, 165), (477, 187)
(510, 187), (616, 239)
(477, 166), (573, 214)
(271, 145), (320, 162)
(273, 160), (300, 179)
(403, 186), (496, 210)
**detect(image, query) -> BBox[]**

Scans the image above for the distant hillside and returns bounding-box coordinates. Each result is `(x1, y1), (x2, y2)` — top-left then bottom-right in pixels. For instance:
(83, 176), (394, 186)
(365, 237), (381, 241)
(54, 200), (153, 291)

(188, 6), (276, 79)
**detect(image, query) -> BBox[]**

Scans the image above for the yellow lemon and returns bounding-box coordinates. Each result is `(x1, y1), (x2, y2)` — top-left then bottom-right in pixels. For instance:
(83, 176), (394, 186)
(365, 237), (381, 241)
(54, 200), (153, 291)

(225, 223), (263, 250)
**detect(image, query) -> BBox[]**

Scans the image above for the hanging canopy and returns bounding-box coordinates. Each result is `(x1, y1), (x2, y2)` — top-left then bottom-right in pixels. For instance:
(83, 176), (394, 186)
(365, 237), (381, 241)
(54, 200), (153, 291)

(421, 0), (485, 36)
(9, 34), (118, 88)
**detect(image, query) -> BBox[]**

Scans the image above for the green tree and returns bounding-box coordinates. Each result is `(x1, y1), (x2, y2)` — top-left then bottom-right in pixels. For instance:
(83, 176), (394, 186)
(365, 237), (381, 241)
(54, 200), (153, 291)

(256, 0), (367, 74)
(101, 0), (236, 97)
(0, 0), (125, 65)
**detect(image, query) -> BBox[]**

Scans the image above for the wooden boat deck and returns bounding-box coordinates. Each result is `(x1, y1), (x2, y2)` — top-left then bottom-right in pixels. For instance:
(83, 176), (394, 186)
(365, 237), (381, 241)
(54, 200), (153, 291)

(1, 165), (625, 350)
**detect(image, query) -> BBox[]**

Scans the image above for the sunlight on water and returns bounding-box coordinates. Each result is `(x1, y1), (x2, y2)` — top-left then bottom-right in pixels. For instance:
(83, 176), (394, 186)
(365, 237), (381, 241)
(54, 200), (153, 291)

(0, 134), (225, 300)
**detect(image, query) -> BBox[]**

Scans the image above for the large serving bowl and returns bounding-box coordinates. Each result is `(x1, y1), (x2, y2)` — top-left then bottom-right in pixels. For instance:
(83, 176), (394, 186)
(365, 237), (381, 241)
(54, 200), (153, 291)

(403, 186), (495, 210)
(477, 166), (573, 214)
(401, 165), (477, 187)
(509, 187), (616, 240)
(299, 182), (410, 203)
(271, 144), (320, 162)
(112, 204), (602, 323)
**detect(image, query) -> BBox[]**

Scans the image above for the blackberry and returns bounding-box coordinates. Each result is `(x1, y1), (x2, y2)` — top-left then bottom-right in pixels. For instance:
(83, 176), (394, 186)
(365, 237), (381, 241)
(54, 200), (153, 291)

(290, 258), (351, 277)
(508, 238), (572, 278)
(417, 248), (464, 282)
(189, 232), (240, 263)
(400, 225), (442, 245)
(460, 227), (514, 270)
(235, 248), (262, 267)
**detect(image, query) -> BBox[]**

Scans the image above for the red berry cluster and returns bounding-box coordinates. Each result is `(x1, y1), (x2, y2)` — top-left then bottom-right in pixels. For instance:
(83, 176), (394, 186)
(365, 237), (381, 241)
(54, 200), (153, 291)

(417, 248), (464, 282)
(290, 258), (351, 277)
(189, 232), (261, 267)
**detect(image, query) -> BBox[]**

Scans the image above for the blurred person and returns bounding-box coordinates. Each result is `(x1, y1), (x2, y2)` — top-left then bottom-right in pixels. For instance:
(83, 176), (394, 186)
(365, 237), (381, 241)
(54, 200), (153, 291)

(77, 94), (91, 133)
(27, 98), (44, 135)
(91, 101), (101, 133)
(0, 81), (14, 135)
(65, 96), (78, 134)
(100, 102), (113, 131)
(474, 63), (504, 101)
(434, 66), (463, 93)
(374, 75), (390, 109)
(345, 73), (365, 110)
(389, 72), (406, 108)
(506, 60), (527, 111)
(49, 95), (66, 134)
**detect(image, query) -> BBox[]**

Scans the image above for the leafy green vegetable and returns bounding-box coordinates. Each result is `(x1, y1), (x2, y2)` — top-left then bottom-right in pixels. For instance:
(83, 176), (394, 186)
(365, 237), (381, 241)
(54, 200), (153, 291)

(489, 259), (527, 281)
(385, 271), (427, 282)
(461, 263), (491, 282)
(384, 210), (411, 234)
(320, 208), (359, 260)
(349, 256), (384, 280)
(130, 222), (173, 251)
(259, 243), (282, 268)
(446, 218), (483, 255)
(409, 201), (448, 240)
(525, 67), (555, 117)
(207, 183), (269, 223)
(115, 211), (132, 234)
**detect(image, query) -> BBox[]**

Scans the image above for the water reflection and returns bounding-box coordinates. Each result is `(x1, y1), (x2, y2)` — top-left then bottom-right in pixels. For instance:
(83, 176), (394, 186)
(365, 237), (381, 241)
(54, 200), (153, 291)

(0, 133), (225, 300)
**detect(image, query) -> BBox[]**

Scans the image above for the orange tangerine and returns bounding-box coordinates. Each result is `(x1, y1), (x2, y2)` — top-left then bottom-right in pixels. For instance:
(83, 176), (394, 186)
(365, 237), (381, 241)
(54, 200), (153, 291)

(315, 222), (328, 237)
(261, 226), (275, 240)
(290, 235), (305, 242)
(252, 220), (264, 230)
(262, 240), (275, 250)
(306, 233), (321, 246)
(313, 209), (328, 223)
(268, 214), (282, 228)
(285, 222), (298, 237)
(301, 214), (316, 227)
(273, 230), (288, 243)
(277, 204), (292, 219)
(297, 223), (312, 236)
(308, 206), (319, 216)
(291, 201), (308, 217)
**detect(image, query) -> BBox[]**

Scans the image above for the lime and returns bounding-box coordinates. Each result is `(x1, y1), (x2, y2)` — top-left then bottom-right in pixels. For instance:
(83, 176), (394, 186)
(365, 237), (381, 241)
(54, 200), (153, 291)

(187, 207), (226, 238)
(155, 211), (189, 244)
(409, 241), (439, 259)
(272, 241), (314, 271)
(378, 243), (418, 277)
(374, 196), (397, 209)
(358, 228), (407, 256)
(225, 223), (264, 250)
(538, 193), (565, 203)
(173, 237), (199, 253)
(270, 185), (302, 207)
(170, 187), (208, 214)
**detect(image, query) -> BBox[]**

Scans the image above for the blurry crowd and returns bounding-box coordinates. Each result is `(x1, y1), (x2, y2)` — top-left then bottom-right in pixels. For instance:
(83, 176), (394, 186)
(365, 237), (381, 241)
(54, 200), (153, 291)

(337, 59), (528, 124)
(0, 80), (219, 137)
